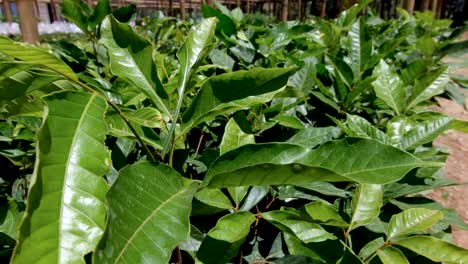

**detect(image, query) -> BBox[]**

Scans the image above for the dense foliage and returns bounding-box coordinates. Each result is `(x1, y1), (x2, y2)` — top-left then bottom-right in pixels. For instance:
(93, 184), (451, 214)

(1, 0), (468, 263)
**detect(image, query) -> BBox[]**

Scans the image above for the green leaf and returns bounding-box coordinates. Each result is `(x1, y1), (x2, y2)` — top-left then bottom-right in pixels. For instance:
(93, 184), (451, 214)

(0, 63), (63, 100)
(387, 208), (443, 240)
(377, 246), (409, 264)
(12, 91), (110, 264)
(182, 67), (295, 133)
(393, 113), (452, 150)
(162, 17), (218, 156)
(89, 0), (111, 28)
(304, 202), (348, 227)
(358, 237), (385, 259)
(349, 184), (383, 231)
(61, 0), (91, 33)
(197, 211), (255, 264)
(406, 67), (449, 110)
(121, 107), (164, 128)
(345, 114), (391, 144)
(238, 186), (269, 211)
(100, 16), (170, 116)
(395, 235), (468, 263)
(0, 201), (23, 240)
(201, 5), (236, 37)
(94, 161), (198, 263)
(450, 119), (468, 133)
(195, 188), (233, 210)
(286, 127), (341, 148)
(336, 0), (373, 27)
(0, 37), (78, 82)
(372, 60), (405, 115)
(283, 232), (342, 263)
(112, 3), (136, 23)
(204, 138), (440, 188)
(220, 118), (255, 155)
(262, 209), (336, 243)
(107, 113), (162, 149)
(347, 19), (372, 79)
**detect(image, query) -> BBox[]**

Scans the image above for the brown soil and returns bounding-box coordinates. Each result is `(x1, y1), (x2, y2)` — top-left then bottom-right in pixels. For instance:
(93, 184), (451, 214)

(426, 31), (468, 249)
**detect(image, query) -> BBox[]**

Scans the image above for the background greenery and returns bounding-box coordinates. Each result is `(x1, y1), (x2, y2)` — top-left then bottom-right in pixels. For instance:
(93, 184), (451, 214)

(0, 0), (468, 263)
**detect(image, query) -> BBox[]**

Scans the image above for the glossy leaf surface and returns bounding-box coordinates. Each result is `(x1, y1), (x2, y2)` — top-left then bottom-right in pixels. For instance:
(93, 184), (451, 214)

(387, 208), (443, 240)
(197, 211), (255, 264)
(12, 92), (109, 264)
(204, 138), (439, 188)
(182, 67), (295, 133)
(349, 184), (383, 231)
(94, 161), (197, 264)
(100, 16), (170, 116)
(396, 236), (468, 263)
(372, 60), (405, 115)
(377, 246), (409, 264)
(0, 37), (78, 81)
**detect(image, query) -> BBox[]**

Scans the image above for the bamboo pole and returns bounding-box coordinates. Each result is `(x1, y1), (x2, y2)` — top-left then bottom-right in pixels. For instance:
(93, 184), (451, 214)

(2, 0), (12, 23)
(16, 0), (39, 43)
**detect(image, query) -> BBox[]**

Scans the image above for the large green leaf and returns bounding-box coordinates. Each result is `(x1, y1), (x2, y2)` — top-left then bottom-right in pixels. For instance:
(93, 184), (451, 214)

(395, 236), (468, 263)
(372, 60), (405, 115)
(162, 17), (217, 156)
(406, 67), (449, 110)
(12, 91), (110, 264)
(263, 209), (336, 243)
(89, 0), (111, 28)
(347, 19), (372, 79)
(100, 16), (170, 116)
(107, 113), (162, 149)
(197, 211), (255, 264)
(204, 138), (440, 188)
(377, 246), (409, 264)
(182, 67), (295, 133)
(0, 37), (78, 81)
(387, 208), (443, 240)
(348, 184), (383, 231)
(121, 107), (164, 128)
(94, 161), (197, 263)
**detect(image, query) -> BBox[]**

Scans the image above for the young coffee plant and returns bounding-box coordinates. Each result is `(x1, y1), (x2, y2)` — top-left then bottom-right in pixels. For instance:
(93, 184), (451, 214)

(0, 1), (468, 263)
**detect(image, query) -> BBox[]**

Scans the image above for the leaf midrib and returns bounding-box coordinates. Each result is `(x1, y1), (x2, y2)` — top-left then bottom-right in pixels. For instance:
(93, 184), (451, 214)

(58, 93), (97, 263)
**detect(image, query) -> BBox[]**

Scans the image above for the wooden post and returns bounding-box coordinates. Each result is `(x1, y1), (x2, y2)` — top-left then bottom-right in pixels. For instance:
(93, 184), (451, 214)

(405, 0), (415, 14)
(2, 0), (12, 23)
(431, 0), (438, 13)
(298, 0), (302, 20)
(421, 0), (430, 10)
(50, 0), (58, 22)
(16, 0), (39, 43)
(180, 0), (186, 19)
(320, 0), (327, 17)
(87, 0), (93, 6)
(282, 0), (288, 21)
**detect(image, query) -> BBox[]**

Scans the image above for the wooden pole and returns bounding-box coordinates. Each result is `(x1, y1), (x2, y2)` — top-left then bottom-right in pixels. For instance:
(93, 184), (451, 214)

(320, 0), (327, 17)
(87, 0), (93, 6)
(50, 0), (58, 22)
(405, 0), (415, 14)
(282, 0), (288, 20)
(16, 0), (40, 43)
(422, 0), (430, 10)
(180, 0), (186, 19)
(298, 0), (302, 20)
(2, 0), (12, 23)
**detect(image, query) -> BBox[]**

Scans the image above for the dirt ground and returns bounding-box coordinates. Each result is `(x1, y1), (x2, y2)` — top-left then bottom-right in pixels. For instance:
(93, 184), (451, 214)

(426, 32), (468, 249)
